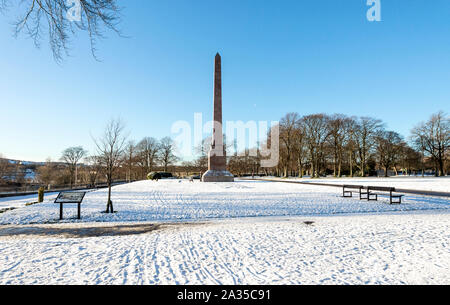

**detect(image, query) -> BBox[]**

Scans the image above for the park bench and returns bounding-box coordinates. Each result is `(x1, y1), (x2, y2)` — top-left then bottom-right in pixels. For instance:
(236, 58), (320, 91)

(361, 186), (404, 204)
(54, 191), (86, 220)
(342, 185), (365, 198)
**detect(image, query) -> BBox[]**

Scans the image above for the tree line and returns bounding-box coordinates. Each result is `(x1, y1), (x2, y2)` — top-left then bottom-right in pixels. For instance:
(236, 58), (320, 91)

(227, 111), (449, 178)
(34, 122), (179, 189)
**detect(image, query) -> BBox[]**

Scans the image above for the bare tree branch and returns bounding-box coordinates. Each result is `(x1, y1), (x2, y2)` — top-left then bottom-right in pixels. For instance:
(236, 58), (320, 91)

(1, 0), (122, 62)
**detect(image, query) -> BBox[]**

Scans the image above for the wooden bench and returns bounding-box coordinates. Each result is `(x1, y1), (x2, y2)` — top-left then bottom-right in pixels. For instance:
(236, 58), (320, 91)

(342, 185), (364, 198)
(363, 186), (404, 204)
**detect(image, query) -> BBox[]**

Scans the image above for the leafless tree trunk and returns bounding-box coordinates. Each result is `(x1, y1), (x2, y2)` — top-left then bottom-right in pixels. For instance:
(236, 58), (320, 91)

(279, 113), (301, 178)
(93, 119), (127, 213)
(136, 137), (160, 179)
(411, 111), (449, 177)
(60, 146), (87, 188)
(159, 137), (178, 173)
(302, 114), (330, 178)
(375, 131), (403, 177)
(328, 114), (349, 177)
(354, 117), (383, 177)
(124, 140), (136, 182)
(84, 155), (102, 186)
(0, 154), (11, 184)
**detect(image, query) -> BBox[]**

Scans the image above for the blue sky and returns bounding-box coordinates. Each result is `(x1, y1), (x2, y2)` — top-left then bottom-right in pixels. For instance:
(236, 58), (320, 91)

(0, 0), (449, 162)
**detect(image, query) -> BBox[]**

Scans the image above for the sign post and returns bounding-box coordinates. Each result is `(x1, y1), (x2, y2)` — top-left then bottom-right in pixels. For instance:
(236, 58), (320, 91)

(54, 192), (86, 220)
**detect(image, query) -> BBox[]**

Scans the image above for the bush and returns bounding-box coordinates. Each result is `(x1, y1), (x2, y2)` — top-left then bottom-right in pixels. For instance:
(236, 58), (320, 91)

(147, 172), (173, 180)
(38, 187), (45, 202)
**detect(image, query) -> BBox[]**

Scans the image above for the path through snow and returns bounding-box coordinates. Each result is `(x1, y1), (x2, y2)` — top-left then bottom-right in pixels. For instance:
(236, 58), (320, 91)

(1, 213), (449, 284)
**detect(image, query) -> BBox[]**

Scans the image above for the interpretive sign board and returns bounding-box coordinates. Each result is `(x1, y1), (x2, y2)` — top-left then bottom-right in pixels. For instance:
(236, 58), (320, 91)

(54, 192), (86, 220)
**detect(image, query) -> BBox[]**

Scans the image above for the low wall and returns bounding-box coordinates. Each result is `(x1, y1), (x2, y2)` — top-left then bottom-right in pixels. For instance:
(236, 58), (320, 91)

(0, 181), (130, 198)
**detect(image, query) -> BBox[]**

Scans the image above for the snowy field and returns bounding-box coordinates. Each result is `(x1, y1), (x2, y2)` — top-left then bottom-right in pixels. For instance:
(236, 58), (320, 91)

(265, 176), (450, 193)
(1, 213), (449, 284)
(1, 179), (449, 285)
(0, 192), (60, 210)
(0, 179), (449, 225)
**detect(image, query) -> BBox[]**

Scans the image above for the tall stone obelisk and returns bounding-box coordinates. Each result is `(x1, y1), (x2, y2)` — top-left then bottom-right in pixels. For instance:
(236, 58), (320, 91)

(202, 53), (234, 182)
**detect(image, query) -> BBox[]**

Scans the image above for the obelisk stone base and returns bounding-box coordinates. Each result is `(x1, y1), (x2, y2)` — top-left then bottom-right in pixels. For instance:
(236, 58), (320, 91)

(202, 170), (234, 182)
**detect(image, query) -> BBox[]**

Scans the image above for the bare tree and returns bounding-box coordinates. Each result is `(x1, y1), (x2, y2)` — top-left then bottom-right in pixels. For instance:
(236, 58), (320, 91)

(399, 145), (421, 176)
(93, 119), (127, 213)
(193, 137), (211, 174)
(410, 128), (427, 177)
(354, 117), (383, 177)
(60, 146), (87, 188)
(340, 117), (357, 177)
(0, 154), (10, 183)
(302, 114), (330, 178)
(159, 137), (178, 172)
(0, 0), (121, 62)
(375, 131), (404, 177)
(227, 148), (258, 177)
(84, 155), (103, 186)
(36, 157), (56, 186)
(411, 111), (449, 176)
(180, 161), (195, 177)
(327, 114), (350, 177)
(124, 140), (136, 182)
(279, 113), (301, 177)
(136, 137), (160, 178)
(291, 120), (306, 178)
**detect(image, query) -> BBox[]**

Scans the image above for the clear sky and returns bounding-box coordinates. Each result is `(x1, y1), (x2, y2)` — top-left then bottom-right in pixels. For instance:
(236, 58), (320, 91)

(1, 0), (449, 162)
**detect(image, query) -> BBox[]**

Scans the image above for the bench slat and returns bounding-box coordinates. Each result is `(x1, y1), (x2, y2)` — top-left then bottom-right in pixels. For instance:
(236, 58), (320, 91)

(368, 186), (396, 192)
(343, 185), (364, 190)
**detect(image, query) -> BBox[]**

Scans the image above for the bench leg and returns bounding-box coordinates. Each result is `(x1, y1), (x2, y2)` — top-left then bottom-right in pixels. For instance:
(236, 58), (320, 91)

(78, 203), (81, 219)
(342, 187), (352, 197)
(368, 193), (377, 201)
(391, 196), (402, 204)
(60, 203), (63, 220)
(343, 191), (352, 198)
(360, 192), (367, 200)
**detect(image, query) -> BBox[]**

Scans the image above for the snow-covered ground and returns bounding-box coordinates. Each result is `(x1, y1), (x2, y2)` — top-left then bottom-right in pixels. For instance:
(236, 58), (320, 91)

(0, 179), (449, 225)
(0, 192), (60, 210)
(1, 179), (449, 285)
(263, 176), (450, 193)
(1, 213), (449, 284)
